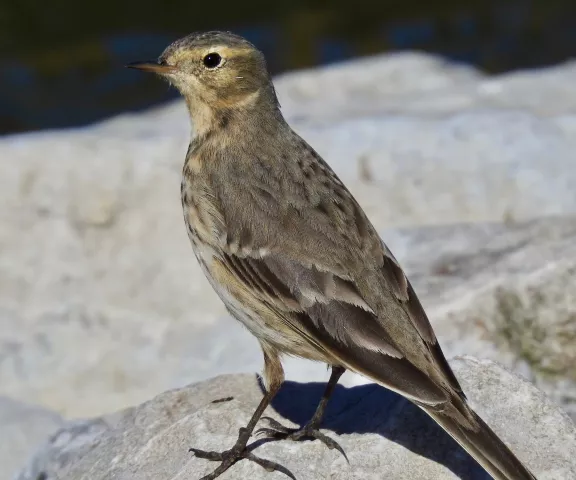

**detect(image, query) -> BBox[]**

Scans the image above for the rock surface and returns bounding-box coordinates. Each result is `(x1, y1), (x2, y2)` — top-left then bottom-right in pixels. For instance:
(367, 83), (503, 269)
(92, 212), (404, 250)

(1, 51), (576, 419)
(274, 54), (576, 122)
(387, 216), (576, 419)
(15, 357), (576, 480)
(0, 397), (64, 480)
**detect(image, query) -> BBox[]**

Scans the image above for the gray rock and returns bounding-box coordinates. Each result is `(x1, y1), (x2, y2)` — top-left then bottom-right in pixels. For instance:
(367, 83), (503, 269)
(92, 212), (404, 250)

(0, 397), (64, 480)
(387, 217), (576, 419)
(15, 357), (576, 480)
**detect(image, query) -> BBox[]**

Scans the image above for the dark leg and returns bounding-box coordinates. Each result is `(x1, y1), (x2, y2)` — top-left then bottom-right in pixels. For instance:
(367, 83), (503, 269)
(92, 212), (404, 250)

(257, 365), (348, 460)
(301, 365), (345, 429)
(190, 347), (294, 480)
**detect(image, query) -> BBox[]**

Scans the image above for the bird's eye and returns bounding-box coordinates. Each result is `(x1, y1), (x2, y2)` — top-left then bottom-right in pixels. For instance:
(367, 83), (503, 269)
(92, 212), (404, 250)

(203, 53), (222, 69)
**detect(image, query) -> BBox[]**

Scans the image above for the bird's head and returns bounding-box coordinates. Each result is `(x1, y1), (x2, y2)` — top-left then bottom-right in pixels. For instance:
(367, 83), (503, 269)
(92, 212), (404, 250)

(128, 31), (279, 135)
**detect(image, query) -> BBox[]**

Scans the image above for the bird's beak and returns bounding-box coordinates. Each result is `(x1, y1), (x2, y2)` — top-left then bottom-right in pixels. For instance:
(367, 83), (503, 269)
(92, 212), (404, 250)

(126, 61), (177, 74)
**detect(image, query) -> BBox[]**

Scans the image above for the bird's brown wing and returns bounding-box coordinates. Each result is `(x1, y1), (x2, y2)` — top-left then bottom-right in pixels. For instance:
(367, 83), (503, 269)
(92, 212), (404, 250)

(209, 138), (462, 404)
(213, 248), (458, 406)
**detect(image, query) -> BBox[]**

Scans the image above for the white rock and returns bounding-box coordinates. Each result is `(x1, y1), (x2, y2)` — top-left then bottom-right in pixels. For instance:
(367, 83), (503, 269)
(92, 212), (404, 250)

(14, 358), (576, 480)
(0, 397), (64, 480)
(274, 54), (576, 123)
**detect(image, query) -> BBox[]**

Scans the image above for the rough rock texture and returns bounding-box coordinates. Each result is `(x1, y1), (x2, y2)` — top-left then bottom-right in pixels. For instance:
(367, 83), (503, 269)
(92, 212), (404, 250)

(386, 216), (576, 419)
(2, 52), (576, 418)
(0, 397), (64, 480)
(15, 357), (576, 480)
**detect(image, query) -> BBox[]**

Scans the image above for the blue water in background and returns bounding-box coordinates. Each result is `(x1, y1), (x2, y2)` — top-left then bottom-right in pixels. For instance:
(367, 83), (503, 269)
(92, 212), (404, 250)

(2, 2), (576, 135)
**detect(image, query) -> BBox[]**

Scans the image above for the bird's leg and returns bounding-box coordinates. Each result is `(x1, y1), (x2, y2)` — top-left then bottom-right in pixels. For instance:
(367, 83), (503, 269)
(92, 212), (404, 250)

(190, 347), (296, 480)
(257, 365), (348, 460)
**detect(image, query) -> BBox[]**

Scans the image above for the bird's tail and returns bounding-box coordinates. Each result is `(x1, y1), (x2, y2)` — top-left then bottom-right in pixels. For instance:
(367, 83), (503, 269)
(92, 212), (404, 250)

(421, 396), (536, 480)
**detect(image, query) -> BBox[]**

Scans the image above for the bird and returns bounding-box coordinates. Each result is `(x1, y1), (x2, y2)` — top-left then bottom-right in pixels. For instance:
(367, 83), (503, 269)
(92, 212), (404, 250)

(127, 31), (536, 480)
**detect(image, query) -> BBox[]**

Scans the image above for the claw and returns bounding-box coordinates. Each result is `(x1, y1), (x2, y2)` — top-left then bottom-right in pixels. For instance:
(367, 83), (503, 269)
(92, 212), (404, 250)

(246, 452), (297, 480)
(259, 416), (295, 433)
(255, 427), (286, 439)
(307, 431), (349, 463)
(190, 443), (297, 480)
(256, 418), (348, 463)
(189, 448), (223, 461)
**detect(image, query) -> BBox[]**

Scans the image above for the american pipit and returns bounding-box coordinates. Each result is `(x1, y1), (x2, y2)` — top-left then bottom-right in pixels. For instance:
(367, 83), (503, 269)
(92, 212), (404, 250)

(128, 32), (536, 480)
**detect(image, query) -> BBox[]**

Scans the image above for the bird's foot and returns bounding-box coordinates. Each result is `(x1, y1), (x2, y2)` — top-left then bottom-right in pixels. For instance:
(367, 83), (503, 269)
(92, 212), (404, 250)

(190, 427), (296, 480)
(256, 417), (348, 462)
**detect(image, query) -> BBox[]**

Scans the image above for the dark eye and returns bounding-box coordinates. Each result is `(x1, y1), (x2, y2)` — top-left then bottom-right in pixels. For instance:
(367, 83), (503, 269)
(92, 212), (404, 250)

(203, 53), (222, 68)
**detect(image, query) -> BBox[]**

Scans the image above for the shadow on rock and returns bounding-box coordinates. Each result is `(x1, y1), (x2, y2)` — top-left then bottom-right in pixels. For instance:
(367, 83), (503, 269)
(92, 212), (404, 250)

(265, 378), (490, 480)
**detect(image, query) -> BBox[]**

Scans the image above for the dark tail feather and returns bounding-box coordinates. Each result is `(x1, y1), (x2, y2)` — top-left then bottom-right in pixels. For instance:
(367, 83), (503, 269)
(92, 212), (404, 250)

(422, 400), (537, 480)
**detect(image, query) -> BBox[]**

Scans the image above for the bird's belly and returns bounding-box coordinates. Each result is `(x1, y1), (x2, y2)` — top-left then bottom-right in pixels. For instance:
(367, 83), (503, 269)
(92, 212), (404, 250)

(189, 240), (327, 361)
(211, 279), (321, 357)
(224, 298), (329, 362)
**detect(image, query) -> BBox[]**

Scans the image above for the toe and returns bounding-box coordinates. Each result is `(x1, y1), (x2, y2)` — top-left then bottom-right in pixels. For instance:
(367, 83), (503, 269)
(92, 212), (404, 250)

(246, 453), (297, 480)
(305, 431), (349, 463)
(259, 416), (297, 434)
(189, 448), (224, 461)
(255, 427), (289, 439)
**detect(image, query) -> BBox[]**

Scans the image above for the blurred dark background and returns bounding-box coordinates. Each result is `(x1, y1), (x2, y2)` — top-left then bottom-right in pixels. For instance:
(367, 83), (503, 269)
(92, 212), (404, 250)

(1, 0), (576, 135)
